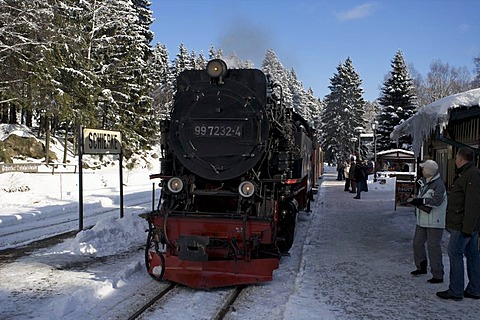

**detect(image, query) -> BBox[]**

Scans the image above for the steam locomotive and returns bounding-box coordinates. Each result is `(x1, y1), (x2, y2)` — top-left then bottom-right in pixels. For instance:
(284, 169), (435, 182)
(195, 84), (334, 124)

(141, 59), (323, 289)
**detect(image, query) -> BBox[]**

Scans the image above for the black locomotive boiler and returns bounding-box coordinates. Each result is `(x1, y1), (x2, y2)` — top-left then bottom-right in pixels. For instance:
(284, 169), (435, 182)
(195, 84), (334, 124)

(141, 59), (322, 289)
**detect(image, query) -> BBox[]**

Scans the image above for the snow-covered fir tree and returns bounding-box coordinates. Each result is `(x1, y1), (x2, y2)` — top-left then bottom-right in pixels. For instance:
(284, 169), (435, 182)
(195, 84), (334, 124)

(0, 0), (157, 157)
(288, 68), (303, 113)
(173, 43), (192, 77)
(149, 43), (173, 120)
(377, 50), (417, 151)
(261, 49), (293, 109)
(474, 52), (480, 88)
(196, 51), (208, 70)
(287, 69), (322, 129)
(224, 52), (253, 69)
(87, 0), (156, 152)
(261, 50), (321, 131)
(320, 58), (366, 163)
(0, 0), (101, 161)
(321, 62), (344, 163)
(208, 45), (223, 60)
(343, 57), (367, 138)
(303, 88), (324, 133)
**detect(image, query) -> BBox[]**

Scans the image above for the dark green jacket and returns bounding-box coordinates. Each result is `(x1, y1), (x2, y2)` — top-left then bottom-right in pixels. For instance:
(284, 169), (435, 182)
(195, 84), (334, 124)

(446, 162), (480, 235)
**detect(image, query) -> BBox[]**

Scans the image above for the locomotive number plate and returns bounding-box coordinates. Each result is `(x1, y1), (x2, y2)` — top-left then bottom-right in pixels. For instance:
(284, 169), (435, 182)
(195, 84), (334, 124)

(193, 124), (242, 138)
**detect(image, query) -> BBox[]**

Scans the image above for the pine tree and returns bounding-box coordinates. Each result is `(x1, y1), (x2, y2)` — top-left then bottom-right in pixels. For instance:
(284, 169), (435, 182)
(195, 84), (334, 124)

(320, 58), (366, 163)
(0, 0), (33, 124)
(321, 62), (344, 163)
(287, 68), (304, 115)
(0, 0), (157, 159)
(474, 52), (480, 88)
(149, 43), (172, 119)
(208, 44), (223, 60)
(225, 52), (250, 69)
(173, 43), (192, 76)
(189, 49), (198, 70)
(261, 49), (293, 108)
(377, 50), (417, 151)
(303, 87), (323, 132)
(196, 51), (208, 69)
(309, 91), (325, 134)
(343, 57), (366, 140)
(125, 0), (157, 151)
(85, 0), (156, 154)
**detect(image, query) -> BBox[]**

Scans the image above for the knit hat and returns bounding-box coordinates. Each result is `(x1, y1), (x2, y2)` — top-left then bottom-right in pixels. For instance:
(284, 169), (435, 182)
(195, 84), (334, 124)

(420, 160), (438, 176)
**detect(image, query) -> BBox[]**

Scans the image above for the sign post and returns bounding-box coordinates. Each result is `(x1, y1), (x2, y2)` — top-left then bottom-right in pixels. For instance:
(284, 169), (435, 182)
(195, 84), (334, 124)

(79, 127), (84, 230)
(394, 174), (415, 211)
(78, 127), (123, 231)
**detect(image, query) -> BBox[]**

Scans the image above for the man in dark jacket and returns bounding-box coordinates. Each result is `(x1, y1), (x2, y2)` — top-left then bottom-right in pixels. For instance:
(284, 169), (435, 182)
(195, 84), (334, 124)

(437, 147), (480, 300)
(353, 159), (368, 199)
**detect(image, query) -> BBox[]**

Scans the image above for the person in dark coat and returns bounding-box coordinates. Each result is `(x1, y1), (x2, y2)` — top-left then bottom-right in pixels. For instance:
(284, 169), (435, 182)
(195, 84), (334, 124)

(353, 159), (368, 199)
(336, 161), (345, 181)
(436, 147), (480, 300)
(363, 160), (370, 192)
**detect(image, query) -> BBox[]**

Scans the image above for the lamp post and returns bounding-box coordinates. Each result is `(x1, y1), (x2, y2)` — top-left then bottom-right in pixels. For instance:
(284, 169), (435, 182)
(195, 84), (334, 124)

(371, 121), (378, 182)
(354, 127), (364, 159)
(350, 137), (357, 158)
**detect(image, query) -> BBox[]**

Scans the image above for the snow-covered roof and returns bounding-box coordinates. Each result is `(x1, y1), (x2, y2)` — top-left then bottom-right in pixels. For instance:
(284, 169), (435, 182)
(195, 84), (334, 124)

(391, 88), (480, 156)
(377, 149), (414, 156)
(376, 149), (414, 161)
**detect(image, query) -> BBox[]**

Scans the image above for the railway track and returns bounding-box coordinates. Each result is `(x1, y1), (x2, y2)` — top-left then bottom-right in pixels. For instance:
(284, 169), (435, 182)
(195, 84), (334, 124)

(127, 283), (178, 320)
(127, 283), (245, 320)
(213, 285), (245, 320)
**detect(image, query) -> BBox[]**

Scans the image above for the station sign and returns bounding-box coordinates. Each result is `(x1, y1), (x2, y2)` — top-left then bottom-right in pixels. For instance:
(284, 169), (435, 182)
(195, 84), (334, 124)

(0, 163), (39, 173)
(83, 128), (122, 155)
(79, 127), (124, 231)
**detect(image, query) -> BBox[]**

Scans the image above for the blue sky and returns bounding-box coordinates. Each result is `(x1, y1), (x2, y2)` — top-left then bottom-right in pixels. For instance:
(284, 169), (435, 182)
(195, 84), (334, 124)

(150, 0), (480, 101)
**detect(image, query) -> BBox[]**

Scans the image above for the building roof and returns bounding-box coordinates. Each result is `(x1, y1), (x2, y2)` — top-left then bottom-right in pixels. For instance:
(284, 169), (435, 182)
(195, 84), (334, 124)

(391, 88), (480, 156)
(377, 149), (415, 160)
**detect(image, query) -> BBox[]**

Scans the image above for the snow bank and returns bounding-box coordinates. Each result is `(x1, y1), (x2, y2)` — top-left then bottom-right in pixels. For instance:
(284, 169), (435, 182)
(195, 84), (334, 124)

(54, 213), (147, 257)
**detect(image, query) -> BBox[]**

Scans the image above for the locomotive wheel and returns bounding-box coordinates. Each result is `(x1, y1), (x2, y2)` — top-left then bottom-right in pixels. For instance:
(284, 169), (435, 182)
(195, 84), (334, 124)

(145, 230), (166, 281)
(279, 221), (295, 254)
(277, 202), (298, 254)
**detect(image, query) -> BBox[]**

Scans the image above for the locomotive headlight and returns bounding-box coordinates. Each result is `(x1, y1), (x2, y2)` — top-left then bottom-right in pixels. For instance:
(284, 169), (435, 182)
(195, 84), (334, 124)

(239, 181), (255, 198)
(206, 59), (228, 78)
(167, 177), (184, 193)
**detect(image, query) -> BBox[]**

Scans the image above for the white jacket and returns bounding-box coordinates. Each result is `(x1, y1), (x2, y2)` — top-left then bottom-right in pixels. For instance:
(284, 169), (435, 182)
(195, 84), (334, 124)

(415, 173), (447, 229)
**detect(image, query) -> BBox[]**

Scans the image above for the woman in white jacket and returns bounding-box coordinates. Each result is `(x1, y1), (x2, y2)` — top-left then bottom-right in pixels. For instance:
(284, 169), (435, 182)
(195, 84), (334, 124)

(408, 160), (447, 283)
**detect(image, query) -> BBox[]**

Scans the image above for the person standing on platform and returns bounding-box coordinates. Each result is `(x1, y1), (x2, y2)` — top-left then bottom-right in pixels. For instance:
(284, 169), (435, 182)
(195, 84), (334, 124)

(344, 159), (351, 191)
(436, 147), (480, 300)
(408, 160), (447, 284)
(348, 157), (357, 194)
(353, 159), (367, 199)
(336, 160), (345, 181)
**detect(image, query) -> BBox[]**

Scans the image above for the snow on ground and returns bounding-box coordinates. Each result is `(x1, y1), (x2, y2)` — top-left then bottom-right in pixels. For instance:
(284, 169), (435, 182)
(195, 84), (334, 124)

(0, 164), (157, 250)
(1, 165), (480, 319)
